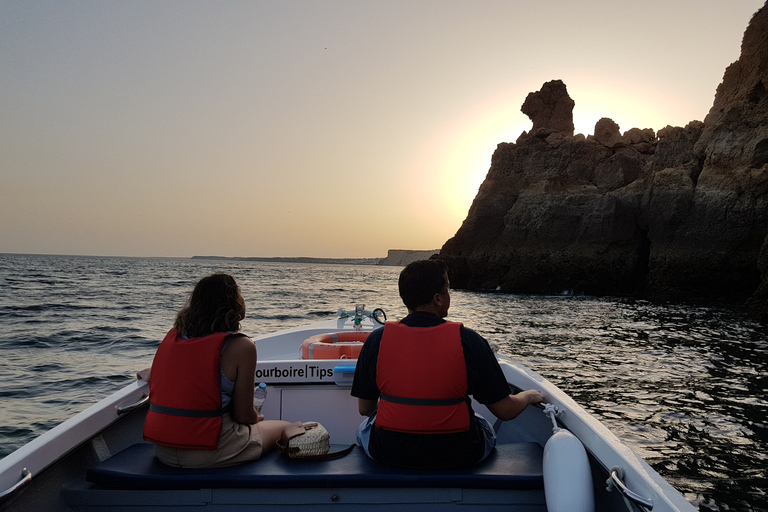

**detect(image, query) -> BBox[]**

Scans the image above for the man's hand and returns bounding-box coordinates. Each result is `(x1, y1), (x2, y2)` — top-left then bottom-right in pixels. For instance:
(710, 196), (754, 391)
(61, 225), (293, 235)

(520, 389), (546, 405)
(486, 389), (546, 421)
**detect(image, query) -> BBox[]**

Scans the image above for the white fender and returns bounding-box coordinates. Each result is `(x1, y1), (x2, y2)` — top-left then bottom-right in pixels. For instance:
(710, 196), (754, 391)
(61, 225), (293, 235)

(543, 428), (595, 512)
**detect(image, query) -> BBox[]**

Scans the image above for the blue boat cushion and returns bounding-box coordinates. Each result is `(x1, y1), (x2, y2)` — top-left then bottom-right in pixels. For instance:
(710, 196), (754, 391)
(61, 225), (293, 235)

(86, 442), (543, 491)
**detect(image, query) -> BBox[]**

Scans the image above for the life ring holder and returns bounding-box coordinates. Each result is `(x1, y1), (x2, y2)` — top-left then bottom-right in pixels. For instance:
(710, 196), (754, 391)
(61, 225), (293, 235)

(301, 332), (370, 360)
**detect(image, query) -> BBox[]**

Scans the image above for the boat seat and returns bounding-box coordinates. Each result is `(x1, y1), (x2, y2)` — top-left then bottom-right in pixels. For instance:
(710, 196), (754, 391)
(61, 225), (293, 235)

(86, 442), (544, 491)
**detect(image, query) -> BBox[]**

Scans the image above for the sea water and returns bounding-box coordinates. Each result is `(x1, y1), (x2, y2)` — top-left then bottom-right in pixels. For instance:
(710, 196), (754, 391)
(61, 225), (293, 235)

(0, 253), (765, 511)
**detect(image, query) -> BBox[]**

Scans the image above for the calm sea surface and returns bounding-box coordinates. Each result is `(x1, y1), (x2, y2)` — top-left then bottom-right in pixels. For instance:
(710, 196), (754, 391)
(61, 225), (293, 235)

(0, 254), (765, 511)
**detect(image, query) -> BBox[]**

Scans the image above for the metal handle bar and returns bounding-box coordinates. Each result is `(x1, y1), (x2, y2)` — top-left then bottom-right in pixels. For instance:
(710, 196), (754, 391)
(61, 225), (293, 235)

(337, 308), (379, 318)
(338, 306), (387, 324)
(116, 394), (149, 415)
(0, 469), (32, 503)
(606, 466), (654, 510)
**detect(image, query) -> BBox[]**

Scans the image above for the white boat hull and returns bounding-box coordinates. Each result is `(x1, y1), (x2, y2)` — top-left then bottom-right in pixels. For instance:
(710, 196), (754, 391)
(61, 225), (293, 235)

(0, 314), (696, 512)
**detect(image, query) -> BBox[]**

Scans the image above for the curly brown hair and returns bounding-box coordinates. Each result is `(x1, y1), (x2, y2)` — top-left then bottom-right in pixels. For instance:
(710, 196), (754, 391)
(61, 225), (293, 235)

(173, 273), (245, 338)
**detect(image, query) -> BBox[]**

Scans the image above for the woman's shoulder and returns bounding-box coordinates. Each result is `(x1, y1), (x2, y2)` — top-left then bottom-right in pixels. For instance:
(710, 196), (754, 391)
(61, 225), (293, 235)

(222, 333), (255, 358)
(226, 332), (252, 341)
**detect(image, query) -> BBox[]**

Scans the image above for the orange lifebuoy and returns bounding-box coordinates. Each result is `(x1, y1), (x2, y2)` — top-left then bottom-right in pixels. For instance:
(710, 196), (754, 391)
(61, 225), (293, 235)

(300, 332), (369, 359)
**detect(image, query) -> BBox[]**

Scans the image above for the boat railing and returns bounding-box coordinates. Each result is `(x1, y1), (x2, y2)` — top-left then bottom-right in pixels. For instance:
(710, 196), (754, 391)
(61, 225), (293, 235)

(0, 380), (149, 503)
(117, 394), (149, 415)
(608, 466), (655, 511)
(0, 468), (31, 505)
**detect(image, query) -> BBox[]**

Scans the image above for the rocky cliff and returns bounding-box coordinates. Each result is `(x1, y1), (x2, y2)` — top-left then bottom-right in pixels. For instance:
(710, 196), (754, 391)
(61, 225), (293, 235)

(441, 3), (768, 320)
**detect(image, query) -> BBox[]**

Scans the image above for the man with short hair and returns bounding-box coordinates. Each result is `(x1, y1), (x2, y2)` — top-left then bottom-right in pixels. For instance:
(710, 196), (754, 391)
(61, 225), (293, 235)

(352, 259), (546, 469)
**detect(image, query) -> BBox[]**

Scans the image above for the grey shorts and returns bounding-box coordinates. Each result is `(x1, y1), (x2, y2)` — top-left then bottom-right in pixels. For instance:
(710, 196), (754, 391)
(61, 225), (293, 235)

(356, 411), (497, 462)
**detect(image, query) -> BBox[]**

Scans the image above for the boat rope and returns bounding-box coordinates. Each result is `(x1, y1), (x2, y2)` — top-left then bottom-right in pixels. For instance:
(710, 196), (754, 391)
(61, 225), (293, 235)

(542, 403), (561, 433)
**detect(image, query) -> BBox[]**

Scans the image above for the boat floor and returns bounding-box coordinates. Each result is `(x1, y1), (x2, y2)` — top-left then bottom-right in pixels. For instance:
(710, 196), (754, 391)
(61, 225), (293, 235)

(62, 442), (546, 511)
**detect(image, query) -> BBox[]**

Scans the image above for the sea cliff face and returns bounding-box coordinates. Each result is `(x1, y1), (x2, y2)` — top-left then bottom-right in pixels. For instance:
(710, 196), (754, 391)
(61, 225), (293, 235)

(441, 3), (768, 319)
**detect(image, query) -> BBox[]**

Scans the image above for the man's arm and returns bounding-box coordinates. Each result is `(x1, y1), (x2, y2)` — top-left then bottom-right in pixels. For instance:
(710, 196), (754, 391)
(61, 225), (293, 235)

(358, 398), (378, 416)
(486, 389), (546, 421)
(351, 327), (383, 417)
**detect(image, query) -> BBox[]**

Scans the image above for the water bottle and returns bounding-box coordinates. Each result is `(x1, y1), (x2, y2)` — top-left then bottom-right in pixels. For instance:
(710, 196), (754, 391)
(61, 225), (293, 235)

(253, 382), (267, 413)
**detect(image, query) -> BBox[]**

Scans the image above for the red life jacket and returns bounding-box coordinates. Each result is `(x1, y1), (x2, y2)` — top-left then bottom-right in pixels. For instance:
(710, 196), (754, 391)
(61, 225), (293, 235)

(143, 329), (232, 449)
(375, 321), (470, 434)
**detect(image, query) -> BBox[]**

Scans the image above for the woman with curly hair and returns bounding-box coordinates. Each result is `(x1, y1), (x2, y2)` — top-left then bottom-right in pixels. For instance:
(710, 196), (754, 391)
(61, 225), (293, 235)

(142, 273), (291, 468)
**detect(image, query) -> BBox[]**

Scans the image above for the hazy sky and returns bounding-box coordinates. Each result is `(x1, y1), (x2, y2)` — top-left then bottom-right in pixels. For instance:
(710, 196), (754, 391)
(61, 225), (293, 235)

(1, 1), (763, 258)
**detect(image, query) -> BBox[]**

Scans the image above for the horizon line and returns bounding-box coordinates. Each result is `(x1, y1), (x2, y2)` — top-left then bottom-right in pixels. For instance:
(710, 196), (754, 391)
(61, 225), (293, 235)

(0, 250), (440, 260)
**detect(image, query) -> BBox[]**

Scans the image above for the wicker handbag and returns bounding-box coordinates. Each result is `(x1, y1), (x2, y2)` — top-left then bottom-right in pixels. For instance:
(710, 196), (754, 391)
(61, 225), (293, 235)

(277, 422), (330, 458)
(276, 421), (354, 460)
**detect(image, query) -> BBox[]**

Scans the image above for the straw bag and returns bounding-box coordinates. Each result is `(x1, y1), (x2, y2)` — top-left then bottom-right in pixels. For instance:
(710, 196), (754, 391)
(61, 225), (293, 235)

(276, 421), (355, 460)
(277, 422), (331, 458)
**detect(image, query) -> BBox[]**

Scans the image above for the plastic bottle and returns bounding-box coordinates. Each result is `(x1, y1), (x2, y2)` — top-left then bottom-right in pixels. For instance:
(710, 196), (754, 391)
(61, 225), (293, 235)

(253, 382), (267, 413)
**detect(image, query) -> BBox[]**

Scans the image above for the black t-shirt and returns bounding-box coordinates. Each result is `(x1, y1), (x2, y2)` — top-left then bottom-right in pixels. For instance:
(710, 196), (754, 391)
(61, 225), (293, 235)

(351, 312), (511, 469)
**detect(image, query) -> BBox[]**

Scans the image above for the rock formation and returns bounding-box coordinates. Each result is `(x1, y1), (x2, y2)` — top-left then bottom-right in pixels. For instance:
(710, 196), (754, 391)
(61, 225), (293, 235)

(379, 249), (440, 266)
(440, 3), (768, 319)
(520, 80), (575, 137)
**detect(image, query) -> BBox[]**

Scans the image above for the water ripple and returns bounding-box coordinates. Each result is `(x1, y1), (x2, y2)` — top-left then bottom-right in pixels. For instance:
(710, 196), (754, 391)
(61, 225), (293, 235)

(0, 255), (765, 511)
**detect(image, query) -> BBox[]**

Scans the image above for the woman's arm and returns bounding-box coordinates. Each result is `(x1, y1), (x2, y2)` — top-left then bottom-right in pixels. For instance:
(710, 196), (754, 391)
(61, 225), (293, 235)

(220, 334), (262, 425)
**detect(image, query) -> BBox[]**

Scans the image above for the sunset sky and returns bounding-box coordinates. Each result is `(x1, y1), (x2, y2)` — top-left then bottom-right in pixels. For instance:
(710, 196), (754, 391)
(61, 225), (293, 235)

(1, 1), (763, 258)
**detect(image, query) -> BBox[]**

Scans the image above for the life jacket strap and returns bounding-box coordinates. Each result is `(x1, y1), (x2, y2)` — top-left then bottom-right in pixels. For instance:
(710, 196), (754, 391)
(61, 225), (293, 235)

(149, 402), (232, 418)
(380, 394), (465, 407)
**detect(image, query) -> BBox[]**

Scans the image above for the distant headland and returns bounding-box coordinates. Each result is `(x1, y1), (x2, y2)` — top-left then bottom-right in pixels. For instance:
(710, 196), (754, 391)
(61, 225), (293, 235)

(192, 249), (439, 267)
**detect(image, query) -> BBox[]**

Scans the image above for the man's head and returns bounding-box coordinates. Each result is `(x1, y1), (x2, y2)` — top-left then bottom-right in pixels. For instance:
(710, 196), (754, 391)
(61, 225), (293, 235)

(398, 259), (450, 317)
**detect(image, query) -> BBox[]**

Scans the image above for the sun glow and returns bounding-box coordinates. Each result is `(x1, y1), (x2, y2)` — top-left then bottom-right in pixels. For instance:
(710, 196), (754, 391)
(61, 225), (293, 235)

(407, 94), (532, 238)
(569, 81), (690, 137)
